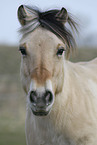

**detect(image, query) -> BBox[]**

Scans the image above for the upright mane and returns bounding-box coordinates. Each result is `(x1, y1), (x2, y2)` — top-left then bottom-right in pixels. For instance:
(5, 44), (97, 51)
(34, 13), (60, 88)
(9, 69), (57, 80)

(18, 5), (78, 52)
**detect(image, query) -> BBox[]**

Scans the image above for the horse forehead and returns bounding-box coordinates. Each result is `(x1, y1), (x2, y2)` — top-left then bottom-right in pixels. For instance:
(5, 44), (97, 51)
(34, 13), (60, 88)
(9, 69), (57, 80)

(29, 34), (53, 48)
(23, 28), (62, 49)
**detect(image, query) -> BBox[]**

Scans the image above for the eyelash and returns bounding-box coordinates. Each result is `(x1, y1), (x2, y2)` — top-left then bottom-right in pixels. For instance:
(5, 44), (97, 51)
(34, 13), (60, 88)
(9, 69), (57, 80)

(19, 46), (27, 55)
(57, 47), (65, 56)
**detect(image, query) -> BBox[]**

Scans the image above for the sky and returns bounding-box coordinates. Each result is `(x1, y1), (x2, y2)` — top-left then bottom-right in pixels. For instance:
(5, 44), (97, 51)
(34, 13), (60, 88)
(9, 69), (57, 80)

(0, 0), (97, 45)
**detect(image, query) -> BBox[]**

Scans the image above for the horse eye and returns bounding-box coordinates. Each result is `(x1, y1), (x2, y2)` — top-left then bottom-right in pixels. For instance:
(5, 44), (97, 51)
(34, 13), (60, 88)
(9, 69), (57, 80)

(19, 46), (27, 55)
(57, 47), (65, 56)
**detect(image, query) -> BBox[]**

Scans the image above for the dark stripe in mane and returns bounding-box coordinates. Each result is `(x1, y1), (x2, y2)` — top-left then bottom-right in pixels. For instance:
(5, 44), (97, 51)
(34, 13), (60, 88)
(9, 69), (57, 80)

(19, 6), (78, 52)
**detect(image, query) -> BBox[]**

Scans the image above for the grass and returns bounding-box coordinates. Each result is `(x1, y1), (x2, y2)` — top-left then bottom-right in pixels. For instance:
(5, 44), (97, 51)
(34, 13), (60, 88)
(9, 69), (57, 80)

(0, 44), (26, 145)
(0, 130), (26, 145)
(0, 105), (26, 145)
(70, 47), (97, 62)
(0, 45), (20, 75)
(0, 45), (97, 145)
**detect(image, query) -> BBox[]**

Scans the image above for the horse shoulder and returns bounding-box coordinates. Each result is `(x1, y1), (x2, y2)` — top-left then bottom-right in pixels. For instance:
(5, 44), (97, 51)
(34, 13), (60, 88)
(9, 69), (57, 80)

(76, 57), (97, 71)
(51, 60), (97, 143)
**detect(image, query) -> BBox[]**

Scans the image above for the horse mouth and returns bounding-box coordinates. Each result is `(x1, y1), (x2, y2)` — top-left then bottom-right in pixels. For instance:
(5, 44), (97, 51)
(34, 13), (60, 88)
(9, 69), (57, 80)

(32, 110), (49, 116)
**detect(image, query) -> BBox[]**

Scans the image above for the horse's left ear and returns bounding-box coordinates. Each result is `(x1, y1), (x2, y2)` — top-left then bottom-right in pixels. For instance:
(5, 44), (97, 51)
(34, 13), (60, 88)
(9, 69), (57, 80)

(55, 7), (68, 23)
(17, 5), (38, 26)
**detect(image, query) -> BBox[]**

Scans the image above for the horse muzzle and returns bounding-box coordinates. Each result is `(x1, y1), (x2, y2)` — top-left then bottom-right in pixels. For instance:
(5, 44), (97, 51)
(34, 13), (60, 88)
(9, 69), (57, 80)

(29, 90), (54, 116)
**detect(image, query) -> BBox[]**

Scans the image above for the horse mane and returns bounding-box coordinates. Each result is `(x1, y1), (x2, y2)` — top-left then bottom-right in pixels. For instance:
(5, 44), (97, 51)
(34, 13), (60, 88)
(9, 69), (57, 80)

(19, 6), (78, 53)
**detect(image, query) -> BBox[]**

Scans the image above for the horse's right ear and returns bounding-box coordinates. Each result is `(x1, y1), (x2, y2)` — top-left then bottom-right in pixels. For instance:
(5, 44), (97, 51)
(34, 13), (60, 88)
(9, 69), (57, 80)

(17, 5), (38, 26)
(17, 5), (27, 26)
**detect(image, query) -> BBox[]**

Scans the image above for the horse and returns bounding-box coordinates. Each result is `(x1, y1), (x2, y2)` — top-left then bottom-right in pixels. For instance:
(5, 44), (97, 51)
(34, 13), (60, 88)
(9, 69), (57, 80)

(17, 5), (97, 145)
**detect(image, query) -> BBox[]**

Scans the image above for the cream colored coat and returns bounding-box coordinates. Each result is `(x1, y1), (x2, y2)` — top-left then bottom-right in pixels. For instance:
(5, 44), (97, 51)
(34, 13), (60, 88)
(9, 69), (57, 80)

(17, 4), (97, 145)
(19, 28), (97, 145)
(25, 57), (97, 145)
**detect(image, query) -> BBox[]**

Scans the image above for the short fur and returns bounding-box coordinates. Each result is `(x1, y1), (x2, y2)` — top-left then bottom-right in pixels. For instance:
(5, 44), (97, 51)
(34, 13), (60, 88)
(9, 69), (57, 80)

(18, 5), (97, 145)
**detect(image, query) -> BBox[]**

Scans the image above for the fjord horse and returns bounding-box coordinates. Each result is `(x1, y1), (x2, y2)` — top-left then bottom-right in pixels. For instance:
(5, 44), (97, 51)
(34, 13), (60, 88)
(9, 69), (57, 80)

(17, 5), (97, 145)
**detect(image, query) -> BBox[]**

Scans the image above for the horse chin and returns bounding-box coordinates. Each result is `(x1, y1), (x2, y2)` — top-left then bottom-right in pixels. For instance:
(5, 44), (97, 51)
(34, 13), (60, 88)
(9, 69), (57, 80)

(32, 110), (49, 116)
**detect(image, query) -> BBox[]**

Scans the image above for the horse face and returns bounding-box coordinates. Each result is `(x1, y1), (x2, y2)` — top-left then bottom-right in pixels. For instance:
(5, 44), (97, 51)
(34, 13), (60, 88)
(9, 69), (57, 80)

(19, 28), (65, 116)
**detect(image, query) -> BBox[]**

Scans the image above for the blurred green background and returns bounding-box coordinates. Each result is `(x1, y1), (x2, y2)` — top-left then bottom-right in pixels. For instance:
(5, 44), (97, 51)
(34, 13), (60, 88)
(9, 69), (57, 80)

(0, 45), (26, 145)
(0, 45), (97, 145)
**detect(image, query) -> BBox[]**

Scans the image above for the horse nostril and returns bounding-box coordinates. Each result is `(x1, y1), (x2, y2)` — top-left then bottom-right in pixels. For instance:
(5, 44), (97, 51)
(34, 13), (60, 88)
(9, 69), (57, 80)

(30, 91), (37, 104)
(29, 90), (53, 107)
(45, 91), (53, 105)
